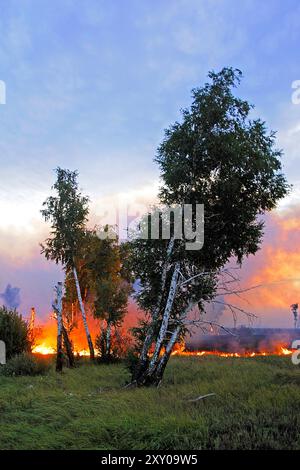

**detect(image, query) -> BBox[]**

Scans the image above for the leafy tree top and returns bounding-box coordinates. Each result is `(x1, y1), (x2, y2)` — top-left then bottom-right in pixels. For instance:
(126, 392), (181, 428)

(41, 167), (89, 269)
(155, 67), (289, 265)
(64, 227), (132, 326)
(127, 68), (290, 318)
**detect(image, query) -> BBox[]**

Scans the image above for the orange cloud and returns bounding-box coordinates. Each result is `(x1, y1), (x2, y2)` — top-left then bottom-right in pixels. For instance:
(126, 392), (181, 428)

(224, 206), (300, 327)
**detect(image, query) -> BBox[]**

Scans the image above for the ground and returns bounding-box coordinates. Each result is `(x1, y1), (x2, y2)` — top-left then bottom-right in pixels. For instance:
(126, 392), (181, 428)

(0, 356), (300, 450)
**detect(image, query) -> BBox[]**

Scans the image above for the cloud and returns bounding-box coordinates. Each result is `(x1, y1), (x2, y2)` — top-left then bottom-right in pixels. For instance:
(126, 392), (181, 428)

(219, 204), (300, 327)
(0, 181), (158, 320)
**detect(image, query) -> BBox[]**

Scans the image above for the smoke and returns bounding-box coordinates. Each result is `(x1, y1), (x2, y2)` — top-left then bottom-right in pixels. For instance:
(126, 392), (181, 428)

(204, 295), (226, 323)
(0, 284), (21, 310)
(222, 206), (300, 327)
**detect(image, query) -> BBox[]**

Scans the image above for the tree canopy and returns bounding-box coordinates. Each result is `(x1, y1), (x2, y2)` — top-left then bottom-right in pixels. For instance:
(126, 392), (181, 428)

(41, 167), (89, 269)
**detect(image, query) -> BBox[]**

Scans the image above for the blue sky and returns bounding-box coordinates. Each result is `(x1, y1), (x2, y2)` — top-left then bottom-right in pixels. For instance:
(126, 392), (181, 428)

(0, 0), (300, 324)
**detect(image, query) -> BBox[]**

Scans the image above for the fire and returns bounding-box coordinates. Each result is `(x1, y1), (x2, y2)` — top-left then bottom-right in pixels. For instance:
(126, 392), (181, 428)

(33, 332), (294, 359)
(171, 347), (294, 357)
(32, 343), (56, 355)
(32, 344), (91, 356)
(31, 313), (100, 356)
(77, 349), (90, 357)
(280, 346), (293, 355)
(31, 303), (295, 359)
(31, 299), (140, 356)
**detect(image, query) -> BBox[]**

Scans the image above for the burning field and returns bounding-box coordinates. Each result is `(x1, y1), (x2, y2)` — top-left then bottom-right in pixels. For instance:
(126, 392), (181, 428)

(171, 346), (293, 358)
(31, 313), (297, 359)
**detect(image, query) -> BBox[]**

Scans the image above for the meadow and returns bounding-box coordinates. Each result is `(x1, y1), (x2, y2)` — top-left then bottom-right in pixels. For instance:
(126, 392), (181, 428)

(0, 356), (300, 450)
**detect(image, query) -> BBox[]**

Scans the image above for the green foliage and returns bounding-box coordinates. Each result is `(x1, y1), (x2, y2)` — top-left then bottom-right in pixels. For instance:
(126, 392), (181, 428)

(41, 167), (89, 269)
(89, 230), (132, 327)
(0, 357), (299, 449)
(127, 68), (290, 311)
(125, 68), (290, 383)
(0, 353), (51, 376)
(64, 228), (132, 328)
(124, 348), (141, 375)
(0, 306), (32, 359)
(95, 327), (131, 363)
(63, 227), (132, 360)
(156, 67), (289, 266)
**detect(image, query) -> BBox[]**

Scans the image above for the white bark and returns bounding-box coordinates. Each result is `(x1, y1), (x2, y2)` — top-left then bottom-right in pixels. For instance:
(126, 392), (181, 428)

(73, 266), (94, 358)
(106, 321), (111, 355)
(156, 324), (181, 376)
(163, 325), (181, 357)
(0, 340), (6, 365)
(55, 282), (63, 336)
(139, 236), (175, 364)
(148, 261), (180, 371)
(53, 282), (63, 371)
(154, 298), (208, 378)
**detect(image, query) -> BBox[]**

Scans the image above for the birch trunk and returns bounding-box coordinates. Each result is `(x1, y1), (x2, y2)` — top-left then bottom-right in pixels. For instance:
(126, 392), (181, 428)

(152, 300), (198, 384)
(73, 266), (95, 359)
(133, 237), (175, 381)
(62, 324), (75, 367)
(147, 261), (180, 374)
(55, 282), (63, 372)
(154, 325), (181, 384)
(106, 321), (111, 357)
(142, 295), (194, 385)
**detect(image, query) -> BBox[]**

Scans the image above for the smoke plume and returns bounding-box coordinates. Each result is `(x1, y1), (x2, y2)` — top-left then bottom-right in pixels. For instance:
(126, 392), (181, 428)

(0, 284), (21, 310)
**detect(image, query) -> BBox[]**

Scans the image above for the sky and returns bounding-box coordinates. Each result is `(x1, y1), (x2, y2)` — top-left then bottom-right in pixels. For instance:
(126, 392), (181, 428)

(0, 0), (300, 327)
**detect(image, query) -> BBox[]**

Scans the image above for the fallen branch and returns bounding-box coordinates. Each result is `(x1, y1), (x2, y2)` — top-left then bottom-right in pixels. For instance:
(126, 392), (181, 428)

(186, 393), (216, 402)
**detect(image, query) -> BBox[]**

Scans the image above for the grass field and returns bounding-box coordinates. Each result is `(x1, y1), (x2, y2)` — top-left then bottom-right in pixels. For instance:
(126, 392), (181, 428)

(0, 355), (300, 450)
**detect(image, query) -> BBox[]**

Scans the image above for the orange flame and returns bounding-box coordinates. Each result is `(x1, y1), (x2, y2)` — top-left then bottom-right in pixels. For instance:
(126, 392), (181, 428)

(32, 300), (141, 356)
(171, 346), (293, 357)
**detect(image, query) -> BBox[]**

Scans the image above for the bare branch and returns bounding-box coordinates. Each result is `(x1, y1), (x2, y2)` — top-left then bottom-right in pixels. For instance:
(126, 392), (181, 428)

(180, 319), (238, 336)
(211, 299), (257, 319)
(185, 393), (216, 402)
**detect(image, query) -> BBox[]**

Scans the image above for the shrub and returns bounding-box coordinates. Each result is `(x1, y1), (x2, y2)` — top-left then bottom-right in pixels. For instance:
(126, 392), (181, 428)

(0, 352), (51, 376)
(0, 306), (32, 359)
(95, 328), (132, 363)
(124, 348), (140, 375)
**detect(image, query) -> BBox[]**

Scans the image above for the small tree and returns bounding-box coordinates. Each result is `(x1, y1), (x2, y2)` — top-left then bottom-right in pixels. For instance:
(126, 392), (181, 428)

(63, 227), (132, 362)
(95, 276), (131, 361)
(41, 168), (95, 359)
(0, 307), (32, 359)
(92, 233), (132, 361)
(290, 303), (298, 329)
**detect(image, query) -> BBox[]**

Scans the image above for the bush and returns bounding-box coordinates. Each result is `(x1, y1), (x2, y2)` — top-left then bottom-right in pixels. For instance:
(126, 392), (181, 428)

(124, 348), (140, 375)
(0, 352), (51, 376)
(0, 306), (32, 359)
(95, 327), (132, 363)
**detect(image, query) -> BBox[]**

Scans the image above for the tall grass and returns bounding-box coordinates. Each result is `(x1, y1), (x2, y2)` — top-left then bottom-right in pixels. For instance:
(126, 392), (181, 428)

(0, 356), (299, 449)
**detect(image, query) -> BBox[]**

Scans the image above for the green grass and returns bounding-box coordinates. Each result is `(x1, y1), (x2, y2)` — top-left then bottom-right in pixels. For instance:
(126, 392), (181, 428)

(0, 355), (300, 450)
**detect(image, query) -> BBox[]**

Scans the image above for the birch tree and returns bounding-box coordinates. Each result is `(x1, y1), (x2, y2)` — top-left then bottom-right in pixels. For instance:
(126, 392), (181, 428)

(41, 168), (95, 359)
(52, 282), (63, 372)
(127, 67), (289, 386)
